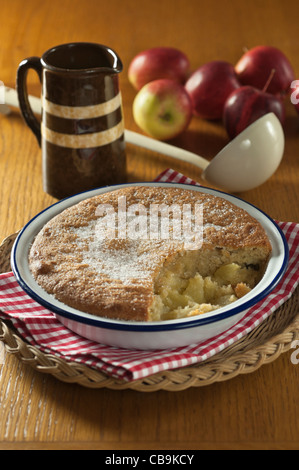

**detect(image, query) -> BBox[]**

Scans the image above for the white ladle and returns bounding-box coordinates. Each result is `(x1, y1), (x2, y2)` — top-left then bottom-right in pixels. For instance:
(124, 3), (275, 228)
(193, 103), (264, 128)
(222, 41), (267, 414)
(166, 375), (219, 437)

(1, 87), (285, 192)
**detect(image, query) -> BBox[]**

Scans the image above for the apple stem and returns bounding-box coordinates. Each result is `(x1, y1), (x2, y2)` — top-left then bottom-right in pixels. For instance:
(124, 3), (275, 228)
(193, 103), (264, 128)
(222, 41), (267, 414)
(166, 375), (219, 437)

(262, 68), (276, 93)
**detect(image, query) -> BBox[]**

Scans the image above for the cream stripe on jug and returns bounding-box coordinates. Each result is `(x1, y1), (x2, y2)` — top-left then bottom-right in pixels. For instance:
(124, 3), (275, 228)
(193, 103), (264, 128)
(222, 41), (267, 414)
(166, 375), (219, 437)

(41, 120), (124, 149)
(42, 92), (122, 119)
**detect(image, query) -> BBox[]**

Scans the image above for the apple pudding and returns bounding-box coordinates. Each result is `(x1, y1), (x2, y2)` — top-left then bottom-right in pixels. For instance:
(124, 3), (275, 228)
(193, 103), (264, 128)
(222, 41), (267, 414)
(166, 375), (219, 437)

(28, 186), (272, 322)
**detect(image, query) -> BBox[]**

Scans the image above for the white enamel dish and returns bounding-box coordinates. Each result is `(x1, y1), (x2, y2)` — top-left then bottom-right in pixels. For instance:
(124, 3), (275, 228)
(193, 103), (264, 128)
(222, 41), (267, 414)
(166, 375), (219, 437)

(11, 183), (289, 350)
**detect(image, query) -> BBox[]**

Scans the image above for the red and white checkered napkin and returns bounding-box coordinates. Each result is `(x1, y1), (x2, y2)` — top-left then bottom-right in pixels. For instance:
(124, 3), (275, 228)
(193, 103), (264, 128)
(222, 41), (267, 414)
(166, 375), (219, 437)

(0, 169), (298, 382)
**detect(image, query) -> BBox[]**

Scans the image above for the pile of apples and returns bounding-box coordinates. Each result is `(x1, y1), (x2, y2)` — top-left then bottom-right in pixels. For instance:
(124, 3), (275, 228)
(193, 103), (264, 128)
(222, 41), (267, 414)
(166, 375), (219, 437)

(128, 45), (297, 141)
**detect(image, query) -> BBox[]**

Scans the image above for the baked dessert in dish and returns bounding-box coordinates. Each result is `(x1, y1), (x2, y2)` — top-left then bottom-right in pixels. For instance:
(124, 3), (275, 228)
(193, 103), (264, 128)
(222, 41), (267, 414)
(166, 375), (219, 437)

(28, 186), (272, 322)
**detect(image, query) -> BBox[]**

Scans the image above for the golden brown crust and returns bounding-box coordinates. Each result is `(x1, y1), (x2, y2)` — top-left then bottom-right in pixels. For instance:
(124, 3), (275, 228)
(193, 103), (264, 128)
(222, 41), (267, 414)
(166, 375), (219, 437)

(29, 186), (272, 321)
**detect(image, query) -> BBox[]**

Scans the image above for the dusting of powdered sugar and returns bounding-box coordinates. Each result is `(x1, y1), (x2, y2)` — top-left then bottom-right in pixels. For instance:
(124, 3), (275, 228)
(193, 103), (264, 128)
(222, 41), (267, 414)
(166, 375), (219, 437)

(70, 216), (182, 284)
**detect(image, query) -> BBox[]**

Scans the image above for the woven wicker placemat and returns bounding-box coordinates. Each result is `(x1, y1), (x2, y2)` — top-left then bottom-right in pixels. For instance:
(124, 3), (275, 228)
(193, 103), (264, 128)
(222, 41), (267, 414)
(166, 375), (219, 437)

(0, 232), (298, 391)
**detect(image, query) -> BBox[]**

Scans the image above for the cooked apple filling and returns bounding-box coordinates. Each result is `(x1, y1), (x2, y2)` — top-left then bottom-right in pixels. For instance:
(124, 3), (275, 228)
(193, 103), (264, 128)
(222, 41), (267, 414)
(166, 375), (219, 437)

(149, 255), (261, 321)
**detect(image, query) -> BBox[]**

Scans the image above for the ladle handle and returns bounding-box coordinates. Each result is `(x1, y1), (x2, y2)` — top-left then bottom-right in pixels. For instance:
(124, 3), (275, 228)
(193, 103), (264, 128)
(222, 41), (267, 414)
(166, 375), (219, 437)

(124, 130), (209, 171)
(4, 86), (42, 115)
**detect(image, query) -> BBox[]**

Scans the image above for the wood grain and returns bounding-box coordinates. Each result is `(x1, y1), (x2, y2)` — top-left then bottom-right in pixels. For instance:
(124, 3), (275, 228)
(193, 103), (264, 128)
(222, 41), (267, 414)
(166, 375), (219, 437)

(0, 0), (298, 450)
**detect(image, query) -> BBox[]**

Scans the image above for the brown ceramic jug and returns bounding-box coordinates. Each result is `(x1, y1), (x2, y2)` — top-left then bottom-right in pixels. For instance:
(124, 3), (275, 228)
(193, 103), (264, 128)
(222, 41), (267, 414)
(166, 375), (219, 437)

(17, 42), (126, 199)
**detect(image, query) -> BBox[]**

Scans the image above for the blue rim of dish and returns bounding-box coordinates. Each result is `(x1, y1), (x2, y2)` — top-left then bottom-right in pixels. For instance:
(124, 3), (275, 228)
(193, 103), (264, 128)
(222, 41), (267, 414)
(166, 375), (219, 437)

(11, 182), (289, 332)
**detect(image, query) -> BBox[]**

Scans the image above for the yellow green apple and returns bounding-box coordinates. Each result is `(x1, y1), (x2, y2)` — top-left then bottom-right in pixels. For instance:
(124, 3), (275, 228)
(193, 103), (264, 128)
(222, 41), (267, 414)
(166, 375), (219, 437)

(133, 79), (192, 141)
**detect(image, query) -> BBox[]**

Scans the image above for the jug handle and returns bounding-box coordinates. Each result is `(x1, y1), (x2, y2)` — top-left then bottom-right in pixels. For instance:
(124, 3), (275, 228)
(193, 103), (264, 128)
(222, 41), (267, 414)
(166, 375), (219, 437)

(16, 57), (42, 146)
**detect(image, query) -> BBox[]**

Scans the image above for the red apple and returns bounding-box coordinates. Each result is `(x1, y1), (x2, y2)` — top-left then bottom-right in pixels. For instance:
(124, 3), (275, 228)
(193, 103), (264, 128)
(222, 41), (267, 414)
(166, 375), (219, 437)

(290, 79), (299, 114)
(185, 61), (240, 120)
(235, 46), (295, 95)
(128, 47), (190, 90)
(132, 79), (192, 140)
(223, 85), (285, 139)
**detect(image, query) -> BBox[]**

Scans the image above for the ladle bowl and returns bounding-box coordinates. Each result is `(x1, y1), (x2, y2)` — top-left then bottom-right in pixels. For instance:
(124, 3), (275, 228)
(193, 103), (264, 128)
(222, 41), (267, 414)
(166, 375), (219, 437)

(1, 87), (285, 193)
(125, 112), (285, 192)
(202, 113), (285, 192)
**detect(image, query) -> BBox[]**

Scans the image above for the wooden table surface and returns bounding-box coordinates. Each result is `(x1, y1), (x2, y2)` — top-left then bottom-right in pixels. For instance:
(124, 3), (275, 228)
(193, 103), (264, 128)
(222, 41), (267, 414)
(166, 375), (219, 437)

(0, 0), (298, 450)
